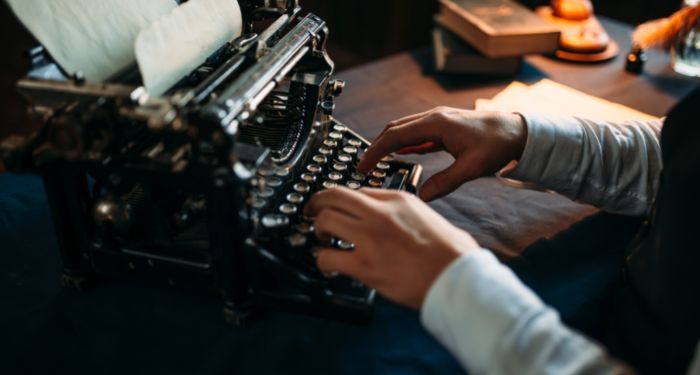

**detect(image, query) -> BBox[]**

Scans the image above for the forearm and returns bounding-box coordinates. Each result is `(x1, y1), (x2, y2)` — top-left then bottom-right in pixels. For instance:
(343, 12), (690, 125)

(421, 250), (632, 375)
(506, 114), (663, 216)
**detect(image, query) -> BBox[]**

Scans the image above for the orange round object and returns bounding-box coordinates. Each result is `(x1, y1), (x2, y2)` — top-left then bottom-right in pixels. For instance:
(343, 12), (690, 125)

(552, 0), (593, 21)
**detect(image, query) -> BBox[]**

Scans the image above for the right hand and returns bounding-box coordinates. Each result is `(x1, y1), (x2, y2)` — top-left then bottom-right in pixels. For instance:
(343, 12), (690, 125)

(357, 107), (528, 202)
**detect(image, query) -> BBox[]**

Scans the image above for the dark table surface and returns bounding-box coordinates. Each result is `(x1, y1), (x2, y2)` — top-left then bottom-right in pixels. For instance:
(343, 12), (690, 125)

(1, 17), (697, 375)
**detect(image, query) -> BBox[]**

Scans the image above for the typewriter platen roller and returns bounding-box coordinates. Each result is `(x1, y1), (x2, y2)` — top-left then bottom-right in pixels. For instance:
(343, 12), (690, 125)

(0, 1), (422, 325)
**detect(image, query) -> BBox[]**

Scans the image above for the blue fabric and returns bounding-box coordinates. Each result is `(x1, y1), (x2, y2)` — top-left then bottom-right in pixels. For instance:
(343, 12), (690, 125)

(0, 173), (638, 374)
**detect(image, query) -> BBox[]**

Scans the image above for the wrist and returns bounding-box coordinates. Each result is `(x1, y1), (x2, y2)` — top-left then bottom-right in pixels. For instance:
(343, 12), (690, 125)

(507, 113), (528, 161)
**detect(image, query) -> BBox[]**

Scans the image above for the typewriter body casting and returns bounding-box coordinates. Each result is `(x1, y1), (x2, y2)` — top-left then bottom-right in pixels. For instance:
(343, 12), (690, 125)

(1, 0), (422, 324)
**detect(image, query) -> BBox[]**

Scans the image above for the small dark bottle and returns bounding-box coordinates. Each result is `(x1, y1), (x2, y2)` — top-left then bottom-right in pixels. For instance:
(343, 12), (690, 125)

(626, 45), (647, 74)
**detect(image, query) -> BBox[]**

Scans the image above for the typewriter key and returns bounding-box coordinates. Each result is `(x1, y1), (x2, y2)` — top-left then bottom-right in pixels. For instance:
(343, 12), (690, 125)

(322, 181), (339, 189)
(328, 131), (343, 141)
(312, 154), (328, 165)
(328, 171), (344, 182)
(323, 139), (338, 148)
(333, 124), (348, 133)
(351, 172), (366, 181)
(287, 233), (307, 248)
(368, 178), (383, 188)
(336, 154), (352, 164)
(346, 181), (361, 190)
(257, 166), (275, 177)
(251, 198), (267, 209)
(296, 222), (314, 235)
(300, 173), (317, 184)
(286, 192), (304, 204)
(371, 170), (387, 179)
(256, 187), (275, 198)
(347, 138), (362, 148)
(279, 203), (298, 215)
(275, 168), (291, 178)
(319, 146), (333, 156)
(306, 164), (323, 174)
(337, 240), (355, 250)
(332, 162), (348, 172)
(293, 182), (311, 194)
(266, 177), (283, 188)
(262, 213), (290, 229)
(376, 161), (391, 170)
(342, 145), (358, 156)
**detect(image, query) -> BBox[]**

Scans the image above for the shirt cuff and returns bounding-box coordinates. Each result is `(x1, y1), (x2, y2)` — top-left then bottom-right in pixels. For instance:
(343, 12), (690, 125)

(420, 249), (545, 374)
(506, 113), (584, 184)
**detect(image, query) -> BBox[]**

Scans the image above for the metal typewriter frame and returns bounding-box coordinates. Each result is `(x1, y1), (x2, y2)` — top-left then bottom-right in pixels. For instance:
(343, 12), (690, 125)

(1, 1), (422, 325)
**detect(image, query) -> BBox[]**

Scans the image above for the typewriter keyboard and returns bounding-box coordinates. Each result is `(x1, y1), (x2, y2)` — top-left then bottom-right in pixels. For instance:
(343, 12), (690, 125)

(248, 122), (417, 280)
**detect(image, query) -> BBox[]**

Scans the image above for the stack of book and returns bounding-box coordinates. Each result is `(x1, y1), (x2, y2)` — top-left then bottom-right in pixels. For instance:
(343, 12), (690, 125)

(433, 0), (560, 75)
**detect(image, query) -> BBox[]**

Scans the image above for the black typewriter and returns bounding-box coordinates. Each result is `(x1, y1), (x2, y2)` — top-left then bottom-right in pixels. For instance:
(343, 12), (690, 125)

(0, 0), (422, 325)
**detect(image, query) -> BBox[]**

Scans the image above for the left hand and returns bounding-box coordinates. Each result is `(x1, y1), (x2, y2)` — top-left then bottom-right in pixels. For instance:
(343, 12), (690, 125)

(304, 187), (479, 310)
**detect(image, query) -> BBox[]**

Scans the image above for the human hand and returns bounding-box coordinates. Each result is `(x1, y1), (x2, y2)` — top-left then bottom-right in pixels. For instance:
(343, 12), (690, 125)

(304, 187), (480, 310)
(356, 107), (527, 201)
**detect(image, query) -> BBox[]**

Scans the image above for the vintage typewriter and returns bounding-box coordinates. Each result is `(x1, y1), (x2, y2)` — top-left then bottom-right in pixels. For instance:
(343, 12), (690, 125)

(0, 0), (422, 325)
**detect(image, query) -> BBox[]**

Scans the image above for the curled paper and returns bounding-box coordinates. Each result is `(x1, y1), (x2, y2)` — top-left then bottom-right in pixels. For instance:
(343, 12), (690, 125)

(7, 0), (178, 82)
(135, 0), (243, 97)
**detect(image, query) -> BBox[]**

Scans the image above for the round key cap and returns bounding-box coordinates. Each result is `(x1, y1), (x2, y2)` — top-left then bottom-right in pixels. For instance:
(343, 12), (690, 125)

(300, 173), (317, 184)
(275, 168), (291, 178)
(293, 182), (310, 194)
(351, 172), (366, 181)
(332, 162), (348, 172)
(312, 154), (328, 165)
(296, 222), (314, 235)
(371, 170), (387, 179)
(342, 145), (358, 156)
(256, 187), (274, 198)
(328, 131), (343, 141)
(376, 161), (391, 170)
(262, 213), (290, 229)
(323, 139), (338, 148)
(328, 171), (343, 182)
(347, 138), (362, 148)
(337, 240), (355, 250)
(319, 146), (333, 156)
(251, 198), (267, 209)
(306, 164), (323, 174)
(322, 181), (338, 189)
(266, 177), (283, 188)
(333, 124), (348, 133)
(279, 203), (298, 215)
(286, 192), (304, 204)
(368, 178), (382, 188)
(346, 181), (361, 190)
(257, 166), (275, 177)
(287, 233), (307, 248)
(336, 153), (352, 164)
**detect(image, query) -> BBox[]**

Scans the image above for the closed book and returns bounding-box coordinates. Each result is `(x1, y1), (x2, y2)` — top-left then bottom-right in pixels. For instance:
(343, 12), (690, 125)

(438, 0), (560, 58)
(433, 25), (522, 75)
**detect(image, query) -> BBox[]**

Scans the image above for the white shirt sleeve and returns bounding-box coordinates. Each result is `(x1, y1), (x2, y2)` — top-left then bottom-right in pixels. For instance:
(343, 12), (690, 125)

(506, 114), (663, 216)
(421, 250), (633, 375)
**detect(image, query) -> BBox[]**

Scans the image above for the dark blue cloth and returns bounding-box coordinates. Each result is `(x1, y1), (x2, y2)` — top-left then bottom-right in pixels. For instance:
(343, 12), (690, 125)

(0, 173), (641, 374)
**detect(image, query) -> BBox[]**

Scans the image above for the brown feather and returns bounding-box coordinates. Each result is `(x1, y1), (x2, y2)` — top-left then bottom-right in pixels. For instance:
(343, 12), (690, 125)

(632, 5), (700, 50)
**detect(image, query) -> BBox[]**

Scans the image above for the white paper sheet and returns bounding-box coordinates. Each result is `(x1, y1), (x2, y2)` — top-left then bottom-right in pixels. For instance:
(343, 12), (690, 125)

(475, 79), (658, 122)
(135, 0), (243, 97)
(7, 0), (178, 83)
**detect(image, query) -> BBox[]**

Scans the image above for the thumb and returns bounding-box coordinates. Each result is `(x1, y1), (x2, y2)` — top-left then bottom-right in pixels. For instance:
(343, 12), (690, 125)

(419, 161), (474, 201)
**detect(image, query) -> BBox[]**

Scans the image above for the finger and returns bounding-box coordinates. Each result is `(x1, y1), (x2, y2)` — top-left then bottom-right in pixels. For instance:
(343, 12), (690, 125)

(304, 187), (379, 219)
(316, 248), (365, 279)
(419, 159), (478, 202)
(313, 208), (364, 242)
(358, 187), (403, 200)
(396, 141), (443, 155)
(358, 118), (441, 173)
(376, 109), (433, 138)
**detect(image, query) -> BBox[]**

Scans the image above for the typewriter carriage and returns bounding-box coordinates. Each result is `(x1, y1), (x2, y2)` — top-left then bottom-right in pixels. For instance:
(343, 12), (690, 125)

(1, 0), (422, 325)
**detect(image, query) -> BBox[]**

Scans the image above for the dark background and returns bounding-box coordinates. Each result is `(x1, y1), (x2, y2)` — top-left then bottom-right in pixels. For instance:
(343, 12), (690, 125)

(0, 0), (682, 141)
